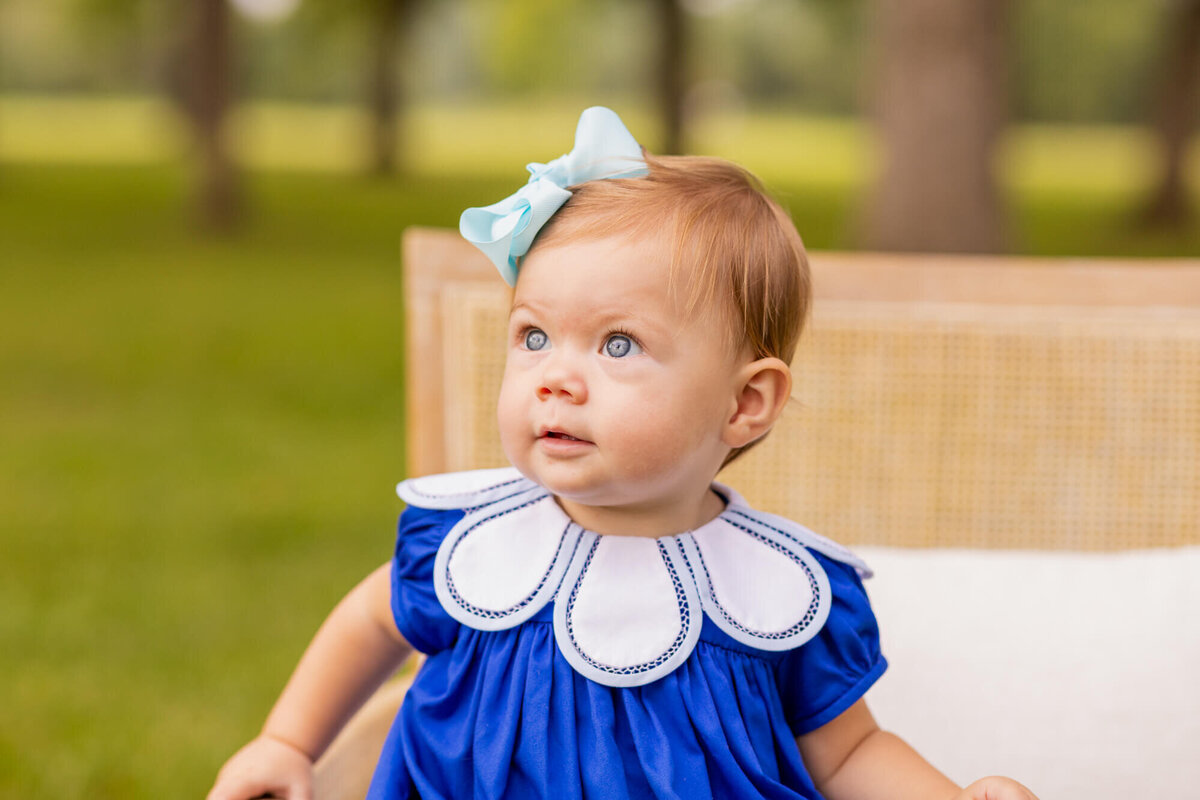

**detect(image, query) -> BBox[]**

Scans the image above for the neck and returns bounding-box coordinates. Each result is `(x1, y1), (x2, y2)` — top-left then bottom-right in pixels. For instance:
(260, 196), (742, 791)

(556, 487), (727, 538)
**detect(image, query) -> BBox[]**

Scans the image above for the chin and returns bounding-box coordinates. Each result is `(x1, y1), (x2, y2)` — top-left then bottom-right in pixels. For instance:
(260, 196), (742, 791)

(522, 468), (615, 506)
(529, 473), (601, 501)
(503, 455), (576, 495)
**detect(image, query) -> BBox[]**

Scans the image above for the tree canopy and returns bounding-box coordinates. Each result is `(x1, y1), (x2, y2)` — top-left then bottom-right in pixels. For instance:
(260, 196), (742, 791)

(0, 0), (1173, 124)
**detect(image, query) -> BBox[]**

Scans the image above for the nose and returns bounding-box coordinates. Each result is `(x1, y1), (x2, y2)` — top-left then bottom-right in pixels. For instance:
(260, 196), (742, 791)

(537, 357), (587, 404)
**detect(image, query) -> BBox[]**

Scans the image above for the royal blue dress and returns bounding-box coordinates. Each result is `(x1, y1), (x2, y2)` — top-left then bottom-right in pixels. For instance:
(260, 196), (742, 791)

(366, 469), (886, 800)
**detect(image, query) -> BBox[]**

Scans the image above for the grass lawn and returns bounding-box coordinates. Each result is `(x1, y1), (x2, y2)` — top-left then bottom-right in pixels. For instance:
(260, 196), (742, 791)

(0, 96), (1197, 800)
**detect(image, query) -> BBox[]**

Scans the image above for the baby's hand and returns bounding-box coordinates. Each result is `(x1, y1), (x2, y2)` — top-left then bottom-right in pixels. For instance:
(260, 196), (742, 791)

(953, 776), (1040, 800)
(207, 734), (314, 800)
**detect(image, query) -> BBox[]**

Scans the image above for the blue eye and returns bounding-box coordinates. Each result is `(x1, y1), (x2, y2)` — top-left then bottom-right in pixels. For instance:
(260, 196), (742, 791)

(524, 329), (549, 351)
(604, 334), (642, 358)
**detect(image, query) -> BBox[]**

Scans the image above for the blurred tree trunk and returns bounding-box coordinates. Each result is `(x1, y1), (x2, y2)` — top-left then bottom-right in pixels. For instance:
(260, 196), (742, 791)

(162, 3), (194, 119)
(367, 0), (411, 176)
(654, 0), (686, 155)
(188, 0), (240, 232)
(1142, 0), (1200, 227)
(862, 0), (1010, 253)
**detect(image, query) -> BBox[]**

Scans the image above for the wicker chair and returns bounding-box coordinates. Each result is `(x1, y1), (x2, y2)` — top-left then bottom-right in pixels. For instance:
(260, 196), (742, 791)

(313, 228), (1200, 799)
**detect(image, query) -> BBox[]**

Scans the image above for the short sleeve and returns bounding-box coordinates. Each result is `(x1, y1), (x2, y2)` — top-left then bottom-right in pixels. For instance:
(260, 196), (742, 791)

(775, 553), (888, 736)
(390, 505), (464, 655)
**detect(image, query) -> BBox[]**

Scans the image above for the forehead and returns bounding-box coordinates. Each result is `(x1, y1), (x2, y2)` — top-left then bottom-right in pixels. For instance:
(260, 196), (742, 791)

(514, 233), (681, 315)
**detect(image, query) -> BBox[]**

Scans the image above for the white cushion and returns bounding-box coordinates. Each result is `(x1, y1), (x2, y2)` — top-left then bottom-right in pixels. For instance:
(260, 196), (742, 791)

(861, 546), (1200, 798)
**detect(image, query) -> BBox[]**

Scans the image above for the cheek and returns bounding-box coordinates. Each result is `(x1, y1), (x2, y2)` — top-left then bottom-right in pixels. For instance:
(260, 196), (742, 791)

(496, 369), (527, 446)
(601, 389), (713, 472)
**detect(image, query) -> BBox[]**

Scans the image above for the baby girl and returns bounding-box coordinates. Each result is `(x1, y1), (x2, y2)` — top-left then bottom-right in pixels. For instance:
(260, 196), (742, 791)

(209, 107), (1040, 800)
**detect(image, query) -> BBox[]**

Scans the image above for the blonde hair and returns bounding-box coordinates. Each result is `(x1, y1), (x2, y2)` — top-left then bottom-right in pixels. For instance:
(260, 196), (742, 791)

(528, 153), (811, 465)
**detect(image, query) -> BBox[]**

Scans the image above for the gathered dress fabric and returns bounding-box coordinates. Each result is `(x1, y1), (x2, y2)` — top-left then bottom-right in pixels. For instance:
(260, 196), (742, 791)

(367, 475), (887, 800)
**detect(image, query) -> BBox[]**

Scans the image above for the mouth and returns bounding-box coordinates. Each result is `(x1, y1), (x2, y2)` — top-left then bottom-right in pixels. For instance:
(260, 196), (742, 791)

(538, 429), (593, 445)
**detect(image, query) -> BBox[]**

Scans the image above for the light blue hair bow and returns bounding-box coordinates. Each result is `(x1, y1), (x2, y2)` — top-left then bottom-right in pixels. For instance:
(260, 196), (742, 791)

(459, 106), (648, 286)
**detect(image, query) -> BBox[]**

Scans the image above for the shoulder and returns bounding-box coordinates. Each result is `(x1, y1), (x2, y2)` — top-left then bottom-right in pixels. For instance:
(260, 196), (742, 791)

(391, 468), (540, 654)
(737, 500), (886, 734)
(720, 492), (877, 617)
(392, 468), (542, 571)
(714, 482), (872, 580)
(396, 467), (537, 511)
(704, 484), (879, 651)
(394, 467), (541, 551)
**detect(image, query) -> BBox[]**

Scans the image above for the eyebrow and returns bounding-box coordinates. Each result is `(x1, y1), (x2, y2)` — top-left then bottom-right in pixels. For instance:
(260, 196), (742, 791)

(509, 300), (536, 316)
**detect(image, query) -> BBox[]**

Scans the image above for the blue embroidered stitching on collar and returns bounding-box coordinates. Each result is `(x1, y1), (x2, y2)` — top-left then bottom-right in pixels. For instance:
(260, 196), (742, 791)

(694, 519), (822, 640)
(561, 538), (693, 677)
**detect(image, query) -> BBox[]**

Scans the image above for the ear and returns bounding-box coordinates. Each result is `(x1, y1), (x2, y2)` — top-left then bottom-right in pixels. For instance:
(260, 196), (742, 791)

(722, 357), (792, 449)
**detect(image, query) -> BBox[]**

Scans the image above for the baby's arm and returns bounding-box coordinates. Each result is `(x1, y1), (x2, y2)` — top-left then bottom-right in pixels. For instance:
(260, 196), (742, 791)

(208, 562), (413, 800)
(797, 699), (1038, 800)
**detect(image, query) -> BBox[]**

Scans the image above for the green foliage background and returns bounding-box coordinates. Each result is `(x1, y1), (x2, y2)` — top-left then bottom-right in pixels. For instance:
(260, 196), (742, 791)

(0, 0), (1171, 122)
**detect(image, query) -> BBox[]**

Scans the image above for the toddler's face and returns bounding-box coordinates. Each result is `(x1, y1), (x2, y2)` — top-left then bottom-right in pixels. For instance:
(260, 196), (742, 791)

(497, 233), (744, 526)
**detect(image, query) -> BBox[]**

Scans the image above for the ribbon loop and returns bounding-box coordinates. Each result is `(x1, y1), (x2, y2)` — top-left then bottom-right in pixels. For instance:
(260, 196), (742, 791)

(459, 107), (648, 286)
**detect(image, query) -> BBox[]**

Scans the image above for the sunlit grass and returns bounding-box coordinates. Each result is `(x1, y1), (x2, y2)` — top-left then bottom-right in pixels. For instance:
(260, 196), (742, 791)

(5, 93), (1197, 199)
(0, 95), (185, 164)
(0, 163), (463, 799)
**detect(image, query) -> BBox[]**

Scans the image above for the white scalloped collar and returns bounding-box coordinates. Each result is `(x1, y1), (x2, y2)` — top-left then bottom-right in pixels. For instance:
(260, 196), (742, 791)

(397, 468), (871, 688)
